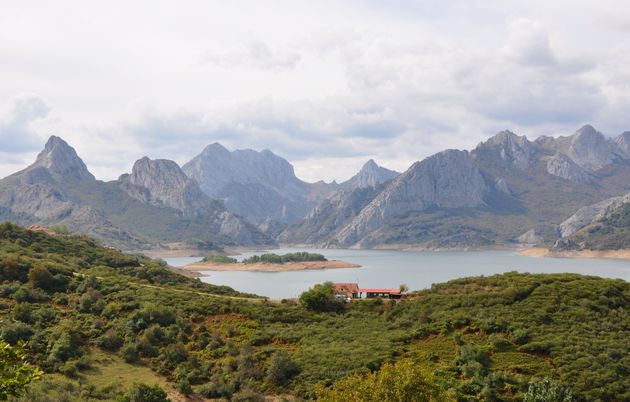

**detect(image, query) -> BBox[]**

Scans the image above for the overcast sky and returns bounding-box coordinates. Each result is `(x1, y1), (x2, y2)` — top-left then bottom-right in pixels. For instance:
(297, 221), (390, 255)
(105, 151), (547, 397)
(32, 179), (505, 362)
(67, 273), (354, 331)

(1, 0), (630, 182)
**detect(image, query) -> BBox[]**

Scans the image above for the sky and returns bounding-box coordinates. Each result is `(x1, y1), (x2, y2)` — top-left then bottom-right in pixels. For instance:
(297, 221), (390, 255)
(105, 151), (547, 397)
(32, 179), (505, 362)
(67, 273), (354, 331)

(1, 0), (630, 182)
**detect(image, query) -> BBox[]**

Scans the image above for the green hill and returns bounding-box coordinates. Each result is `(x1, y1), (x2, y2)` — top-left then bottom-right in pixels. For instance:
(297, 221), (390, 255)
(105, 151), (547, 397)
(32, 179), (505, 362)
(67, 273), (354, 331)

(0, 223), (628, 401)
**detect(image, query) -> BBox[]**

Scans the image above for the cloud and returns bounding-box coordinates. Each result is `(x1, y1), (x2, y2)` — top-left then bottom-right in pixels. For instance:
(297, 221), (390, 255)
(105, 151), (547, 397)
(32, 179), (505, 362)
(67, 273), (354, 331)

(2, 2), (630, 182)
(200, 40), (301, 70)
(0, 94), (50, 153)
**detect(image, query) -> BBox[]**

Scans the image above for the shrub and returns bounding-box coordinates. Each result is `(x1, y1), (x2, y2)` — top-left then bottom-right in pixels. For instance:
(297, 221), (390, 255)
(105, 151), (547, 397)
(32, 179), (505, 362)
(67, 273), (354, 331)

(299, 282), (343, 312)
(117, 383), (169, 402)
(120, 344), (139, 363)
(12, 303), (34, 324)
(27, 266), (54, 292)
(1, 323), (34, 344)
(96, 331), (124, 352)
(524, 378), (573, 402)
(316, 359), (446, 401)
(266, 350), (300, 386)
(0, 340), (43, 400)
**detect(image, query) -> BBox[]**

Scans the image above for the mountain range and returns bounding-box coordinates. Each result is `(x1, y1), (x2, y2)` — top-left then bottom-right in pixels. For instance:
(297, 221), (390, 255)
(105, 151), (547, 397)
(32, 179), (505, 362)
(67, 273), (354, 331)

(0, 124), (629, 251)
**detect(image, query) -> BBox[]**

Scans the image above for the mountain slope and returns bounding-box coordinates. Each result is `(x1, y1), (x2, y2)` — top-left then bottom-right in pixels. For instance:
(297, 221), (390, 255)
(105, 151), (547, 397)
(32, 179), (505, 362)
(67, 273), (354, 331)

(183, 143), (334, 224)
(0, 137), (272, 249)
(287, 125), (630, 249)
(554, 192), (630, 250)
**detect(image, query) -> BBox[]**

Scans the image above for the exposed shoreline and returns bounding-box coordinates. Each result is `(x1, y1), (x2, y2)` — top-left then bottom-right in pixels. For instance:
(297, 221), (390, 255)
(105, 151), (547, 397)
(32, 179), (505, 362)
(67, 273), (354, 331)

(518, 247), (630, 260)
(183, 260), (361, 272)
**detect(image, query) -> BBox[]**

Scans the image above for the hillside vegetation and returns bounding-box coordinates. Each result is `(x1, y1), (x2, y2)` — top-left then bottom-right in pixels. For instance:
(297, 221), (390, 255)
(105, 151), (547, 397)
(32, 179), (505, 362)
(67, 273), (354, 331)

(0, 223), (628, 401)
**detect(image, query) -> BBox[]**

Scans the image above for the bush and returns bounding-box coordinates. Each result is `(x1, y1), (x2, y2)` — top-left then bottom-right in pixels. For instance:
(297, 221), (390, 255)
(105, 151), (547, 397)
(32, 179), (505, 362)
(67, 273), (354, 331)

(1, 323), (34, 344)
(0, 340), (42, 400)
(117, 383), (169, 402)
(524, 378), (573, 402)
(12, 303), (34, 324)
(266, 350), (300, 386)
(316, 359), (446, 401)
(299, 282), (343, 313)
(96, 331), (124, 352)
(27, 266), (55, 292)
(120, 344), (139, 363)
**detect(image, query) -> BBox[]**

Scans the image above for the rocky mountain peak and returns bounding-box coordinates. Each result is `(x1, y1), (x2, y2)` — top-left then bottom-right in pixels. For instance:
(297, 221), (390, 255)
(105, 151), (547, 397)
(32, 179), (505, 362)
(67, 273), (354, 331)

(128, 157), (189, 189)
(566, 125), (621, 171)
(340, 159), (399, 190)
(31, 135), (95, 181)
(475, 130), (534, 170)
(120, 157), (216, 217)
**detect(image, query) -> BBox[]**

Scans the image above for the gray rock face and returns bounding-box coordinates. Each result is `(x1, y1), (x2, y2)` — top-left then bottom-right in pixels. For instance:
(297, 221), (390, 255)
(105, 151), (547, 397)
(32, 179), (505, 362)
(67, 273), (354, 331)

(558, 192), (630, 237)
(494, 178), (511, 194)
(119, 157), (220, 217)
(475, 130), (536, 170)
(517, 228), (544, 245)
(566, 125), (622, 171)
(183, 143), (334, 224)
(330, 150), (487, 247)
(340, 159), (399, 190)
(280, 184), (384, 245)
(0, 136), (272, 248)
(614, 132), (630, 158)
(546, 153), (594, 184)
(28, 136), (95, 181)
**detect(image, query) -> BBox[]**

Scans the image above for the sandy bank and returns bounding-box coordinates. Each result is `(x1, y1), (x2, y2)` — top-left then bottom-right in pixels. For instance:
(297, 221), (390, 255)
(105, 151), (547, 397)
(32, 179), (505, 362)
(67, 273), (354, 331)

(519, 248), (630, 260)
(184, 260), (361, 272)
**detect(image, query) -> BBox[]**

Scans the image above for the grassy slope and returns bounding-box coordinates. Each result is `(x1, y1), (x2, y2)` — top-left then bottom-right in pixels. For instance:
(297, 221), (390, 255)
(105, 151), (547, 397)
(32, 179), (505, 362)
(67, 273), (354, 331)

(0, 223), (628, 401)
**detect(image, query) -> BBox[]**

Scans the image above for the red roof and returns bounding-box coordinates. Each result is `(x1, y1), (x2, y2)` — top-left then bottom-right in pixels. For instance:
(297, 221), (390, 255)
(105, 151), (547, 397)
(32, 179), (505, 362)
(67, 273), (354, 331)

(359, 288), (400, 293)
(333, 283), (360, 293)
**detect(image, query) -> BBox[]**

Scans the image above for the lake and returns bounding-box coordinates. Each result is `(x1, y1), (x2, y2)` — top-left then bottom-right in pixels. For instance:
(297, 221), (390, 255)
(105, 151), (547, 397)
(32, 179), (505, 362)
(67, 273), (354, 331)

(163, 248), (630, 299)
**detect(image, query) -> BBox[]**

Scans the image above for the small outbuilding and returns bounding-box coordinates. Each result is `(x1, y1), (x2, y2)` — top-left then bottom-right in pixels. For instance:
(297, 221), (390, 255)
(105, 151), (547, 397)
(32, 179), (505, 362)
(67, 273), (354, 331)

(359, 288), (403, 299)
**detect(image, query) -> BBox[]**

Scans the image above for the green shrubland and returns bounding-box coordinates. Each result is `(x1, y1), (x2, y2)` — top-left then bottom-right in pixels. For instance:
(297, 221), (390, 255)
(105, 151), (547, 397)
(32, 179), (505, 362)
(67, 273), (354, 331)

(0, 222), (628, 401)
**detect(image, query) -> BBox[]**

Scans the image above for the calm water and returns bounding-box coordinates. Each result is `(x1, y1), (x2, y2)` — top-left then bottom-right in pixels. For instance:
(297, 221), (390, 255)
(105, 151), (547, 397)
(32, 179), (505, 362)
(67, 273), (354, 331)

(163, 248), (630, 299)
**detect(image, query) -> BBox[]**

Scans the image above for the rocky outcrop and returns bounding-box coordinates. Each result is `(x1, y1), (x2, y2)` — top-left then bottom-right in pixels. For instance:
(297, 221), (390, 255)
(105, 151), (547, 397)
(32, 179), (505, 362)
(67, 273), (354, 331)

(615, 132), (630, 158)
(546, 153), (594, 184)
(517, 228), (545, 245)
(119, 157), (221, 217)
(27, 136), (95, 182)
(280, 184), (385, 245)
(474, 131), (536, 170)
(340, 159), (398, 191)
(566, 125), (623, 171)
(329, 150), (487, 247)
(558, 192), (630, 237)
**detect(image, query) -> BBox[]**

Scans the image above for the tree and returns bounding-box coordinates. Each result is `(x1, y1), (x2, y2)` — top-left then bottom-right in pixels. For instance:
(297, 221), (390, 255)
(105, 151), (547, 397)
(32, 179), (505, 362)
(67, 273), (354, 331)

(399, 284), (409, 293)
(299, 282), (343, 312)
(117, 383), (170, 402)
(266, 350), (300, 386)
(316, 359), (449, 402)
(0, 340), (42, 400)
(523, 378), (573, 402)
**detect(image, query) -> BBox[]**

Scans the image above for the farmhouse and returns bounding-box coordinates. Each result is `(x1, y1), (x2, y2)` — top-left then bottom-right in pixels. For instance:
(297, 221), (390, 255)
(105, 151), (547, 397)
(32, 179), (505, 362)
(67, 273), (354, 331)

(332, 283), (360, 300)
(333, 283), (404, 299)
